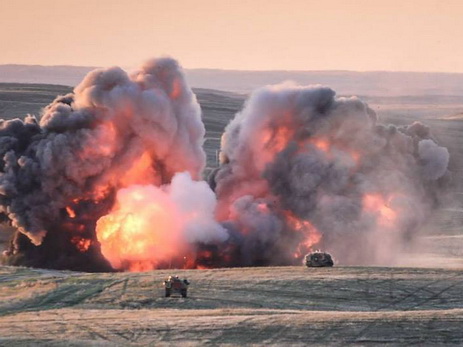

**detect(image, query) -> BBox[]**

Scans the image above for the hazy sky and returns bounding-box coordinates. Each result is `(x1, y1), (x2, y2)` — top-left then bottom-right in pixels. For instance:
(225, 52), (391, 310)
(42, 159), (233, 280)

(1, 0), (462, 72)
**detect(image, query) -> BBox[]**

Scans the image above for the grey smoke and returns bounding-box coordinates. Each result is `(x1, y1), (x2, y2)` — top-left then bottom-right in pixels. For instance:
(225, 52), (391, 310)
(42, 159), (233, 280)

(0, 59), (452, 270)
(418, 139), (449, 180)
(212, 83), (450, 265)
(0, 57), (207, 270)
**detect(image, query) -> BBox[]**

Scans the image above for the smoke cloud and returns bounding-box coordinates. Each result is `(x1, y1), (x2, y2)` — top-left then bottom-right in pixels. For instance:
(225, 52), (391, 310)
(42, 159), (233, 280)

(211, 83), (450, 265)
(1, 57), (209, 271)
(0, 59), (451, 271)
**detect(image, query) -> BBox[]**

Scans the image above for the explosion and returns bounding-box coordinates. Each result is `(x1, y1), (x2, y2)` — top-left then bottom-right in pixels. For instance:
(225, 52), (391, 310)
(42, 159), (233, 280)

(0, 57), (214, 271)
(210, 84), (450, 265)
(0, 58), (450, 271)
(96, 185), (184, 271)
(96, 173), (226, 271)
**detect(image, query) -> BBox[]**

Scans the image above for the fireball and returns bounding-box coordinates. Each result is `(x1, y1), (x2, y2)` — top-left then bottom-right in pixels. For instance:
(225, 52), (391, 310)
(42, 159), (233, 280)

(96, 185), (185, 271)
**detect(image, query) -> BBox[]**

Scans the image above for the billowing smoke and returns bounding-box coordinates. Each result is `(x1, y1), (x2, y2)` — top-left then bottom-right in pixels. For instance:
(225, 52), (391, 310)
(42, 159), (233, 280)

(210, 83), (450, 265)
(0, 57), (219, 271)
(0, 59), (450, 271)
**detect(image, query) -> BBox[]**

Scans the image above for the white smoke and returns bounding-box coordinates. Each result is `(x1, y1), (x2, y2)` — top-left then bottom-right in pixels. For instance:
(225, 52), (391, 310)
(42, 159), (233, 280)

(169, 172), (228, 244)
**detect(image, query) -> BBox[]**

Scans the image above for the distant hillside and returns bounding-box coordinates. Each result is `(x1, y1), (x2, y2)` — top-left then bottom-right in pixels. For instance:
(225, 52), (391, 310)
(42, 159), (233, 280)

(186, 69), (463, 97)
(0, 83), (72, 120)
(2, 64), (463, 97)
(0, 65), (96, 87)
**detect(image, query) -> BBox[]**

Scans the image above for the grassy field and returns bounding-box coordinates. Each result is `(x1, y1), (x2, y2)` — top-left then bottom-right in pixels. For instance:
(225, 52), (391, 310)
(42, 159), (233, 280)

(0, 83), (72, 120)
(1, 265), (463, 345)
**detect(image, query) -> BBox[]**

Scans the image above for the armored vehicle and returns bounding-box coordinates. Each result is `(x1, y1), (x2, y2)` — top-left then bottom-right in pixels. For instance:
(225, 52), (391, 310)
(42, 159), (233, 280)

(304, 251), (334, 267)
(164, 275), (189, 297)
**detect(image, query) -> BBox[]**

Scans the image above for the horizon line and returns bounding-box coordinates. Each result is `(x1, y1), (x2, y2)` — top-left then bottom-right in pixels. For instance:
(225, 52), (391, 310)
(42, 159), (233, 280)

(1, 63), (463, 76)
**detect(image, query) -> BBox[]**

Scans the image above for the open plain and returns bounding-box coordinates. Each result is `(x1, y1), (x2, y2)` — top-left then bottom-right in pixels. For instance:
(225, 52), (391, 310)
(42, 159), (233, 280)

(1, 265), (463, 345)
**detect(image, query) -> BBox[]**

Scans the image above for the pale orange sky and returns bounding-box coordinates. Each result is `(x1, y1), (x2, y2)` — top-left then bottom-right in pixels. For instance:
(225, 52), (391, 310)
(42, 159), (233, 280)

(1, 0), (462, 72)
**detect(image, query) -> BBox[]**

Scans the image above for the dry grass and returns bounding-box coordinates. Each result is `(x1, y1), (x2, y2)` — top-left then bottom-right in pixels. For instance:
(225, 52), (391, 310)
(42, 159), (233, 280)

(1, 265), (463, 345)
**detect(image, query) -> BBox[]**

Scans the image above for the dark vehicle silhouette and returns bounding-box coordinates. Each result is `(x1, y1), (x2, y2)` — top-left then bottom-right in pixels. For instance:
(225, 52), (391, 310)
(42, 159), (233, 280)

(304, 251), (334, 267)
(164, 275), (190, 297)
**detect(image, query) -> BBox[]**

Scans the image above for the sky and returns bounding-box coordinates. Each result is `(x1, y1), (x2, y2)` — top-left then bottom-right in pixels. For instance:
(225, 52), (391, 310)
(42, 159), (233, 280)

(1, 0), (463, 72)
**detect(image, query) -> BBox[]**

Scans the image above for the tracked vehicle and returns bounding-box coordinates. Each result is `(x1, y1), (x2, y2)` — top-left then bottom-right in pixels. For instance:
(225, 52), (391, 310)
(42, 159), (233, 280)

(304, 251), (334, 267)
(164, 275), (189, 297)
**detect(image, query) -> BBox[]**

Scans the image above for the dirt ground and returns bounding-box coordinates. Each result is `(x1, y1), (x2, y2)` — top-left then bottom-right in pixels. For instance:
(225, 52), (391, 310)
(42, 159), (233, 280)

(1, 265), (463, 345)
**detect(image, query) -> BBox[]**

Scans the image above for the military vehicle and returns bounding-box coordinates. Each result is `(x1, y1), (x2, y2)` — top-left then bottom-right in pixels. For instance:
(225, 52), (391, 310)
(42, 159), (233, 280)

(164, 275), (190, 297)
(304, 251), (334, 267)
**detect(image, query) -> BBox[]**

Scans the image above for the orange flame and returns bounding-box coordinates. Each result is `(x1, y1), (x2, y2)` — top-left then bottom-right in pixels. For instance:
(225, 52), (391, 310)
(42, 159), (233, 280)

(363, 194), (397, 227)
(256, 125), (294, 169)
(71, 237), (91, 252)
(119, 151), (156, 187)
(66, 206), (76, 219)
(312, 138), (330, 153)
(170, 78), (182, 99)
(284, 212), (322, 259)
(78, 121), (117, 160)
(90, 151), (158, 202)
(299, 137), (363, 169)
(96, 185), (185, 271)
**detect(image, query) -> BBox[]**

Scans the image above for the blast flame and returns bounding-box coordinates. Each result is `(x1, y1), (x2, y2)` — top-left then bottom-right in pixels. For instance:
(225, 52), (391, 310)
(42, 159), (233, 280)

(284, 211), (322, 259)
(66, 206), (76, 219)
(363, 194), (397, 227)
(95, 172), (227, 271)
(96, 185), (185, 271)
(119, 151), (157, 188)
(312, 138), (330, 153)
(71, 237), (91, 252)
